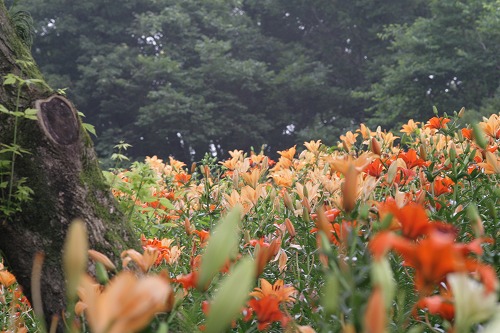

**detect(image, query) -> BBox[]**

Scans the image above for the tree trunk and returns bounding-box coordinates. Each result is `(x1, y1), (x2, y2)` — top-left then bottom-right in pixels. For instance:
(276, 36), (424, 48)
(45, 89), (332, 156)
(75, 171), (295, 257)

(0, 1), (139, 328)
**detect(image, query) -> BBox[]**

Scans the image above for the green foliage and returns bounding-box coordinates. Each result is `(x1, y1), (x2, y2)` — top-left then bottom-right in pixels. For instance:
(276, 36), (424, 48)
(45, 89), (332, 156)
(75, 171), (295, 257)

(367, 0), (500, 130)
(0, 67), (44, 219)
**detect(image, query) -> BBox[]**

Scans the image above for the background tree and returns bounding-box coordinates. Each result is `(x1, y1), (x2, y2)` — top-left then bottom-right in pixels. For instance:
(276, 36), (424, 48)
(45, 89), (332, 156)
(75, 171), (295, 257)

(243, 0), (429, 141)
(367, 0), (500, 129)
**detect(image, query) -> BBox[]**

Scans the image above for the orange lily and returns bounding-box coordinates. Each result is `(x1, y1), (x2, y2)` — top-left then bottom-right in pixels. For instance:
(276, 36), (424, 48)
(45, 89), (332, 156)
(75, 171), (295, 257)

(425, 117), (451, 130)
(77, 271), (173, 333)
(250, 278), (296, 304)
(247, 295), (291, 331)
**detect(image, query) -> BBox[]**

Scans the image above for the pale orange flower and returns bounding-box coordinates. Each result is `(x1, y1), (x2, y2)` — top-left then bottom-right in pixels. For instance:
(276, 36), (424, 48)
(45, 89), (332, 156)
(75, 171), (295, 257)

(401, 119), (420, 134)
(339, 131), (359, 151)
(168, 156), (186, 170)
(145, 156), (165, 172)
(278, 145), (297, 160)
(357, 123), (374, 140)
(121, 247), (159, 273)
(241, 168), (263, 189)
(0, 270), (16, 287)
(480, 113), (500, 139)
(269, 169), (294, 187)
(303, 140), (322, 153)
(77, 271), (173, 333)
(478, 151), (500, 174)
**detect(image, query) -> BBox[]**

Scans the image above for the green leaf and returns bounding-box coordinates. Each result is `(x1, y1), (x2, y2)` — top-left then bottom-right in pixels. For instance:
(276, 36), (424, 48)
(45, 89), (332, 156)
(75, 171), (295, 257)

(204, 257), (255, 333)
(82, 123), (97, 136)
(0, 104), (10, 114)
(3, 74), (18, 86)
(159, 198), (175, 210)
(24, 108), (38, 120)
(197, 205), (242, 289)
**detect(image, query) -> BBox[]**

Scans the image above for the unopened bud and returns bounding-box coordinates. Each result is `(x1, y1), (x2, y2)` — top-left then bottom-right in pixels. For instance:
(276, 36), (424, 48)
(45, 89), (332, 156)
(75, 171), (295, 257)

(449, 142), (457, 162)
(386, 161), (399, 185)
(342, 164), (358, 212)
(284, 218), (296, 238)
(95, 262), (109, 284)
(184, 217), (194, 235)
(88, 249), (116, 271)
(458, 107), (465, 118)
(371, 137), (381, 156)
(63, 219), (88, 302)
(419, 144), (427, 161)
(467, 204), (483, 237)
(472, 123), (487, 150)
(321, 273), (339, 315)
(370, 257), (395, 309)
(191, 162), (197, 174)
(283, 191), (294, 211)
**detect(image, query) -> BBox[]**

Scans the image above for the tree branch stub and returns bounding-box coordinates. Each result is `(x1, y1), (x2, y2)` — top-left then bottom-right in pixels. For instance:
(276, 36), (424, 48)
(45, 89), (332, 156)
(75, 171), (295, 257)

(35, 95), (79, 146)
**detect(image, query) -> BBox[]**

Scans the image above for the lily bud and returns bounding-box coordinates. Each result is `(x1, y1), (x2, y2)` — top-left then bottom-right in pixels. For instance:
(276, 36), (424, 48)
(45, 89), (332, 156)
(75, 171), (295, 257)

(458, 107), (465, 118)
(370, 257), (395, 309)
(386, 160), (399, 185)
(472, 123), (487, 150)
(371, 137), (381, 156)
(283, 191), (294, 211)
(419, 144), (427, 161)
(467, 204), (484, 237)
(284, 218), (296, 238)
(449, 142), (457, 162)
(88, 249), (116, 271)
(63, 219), (88, 302)
(342, 164), (358, 212)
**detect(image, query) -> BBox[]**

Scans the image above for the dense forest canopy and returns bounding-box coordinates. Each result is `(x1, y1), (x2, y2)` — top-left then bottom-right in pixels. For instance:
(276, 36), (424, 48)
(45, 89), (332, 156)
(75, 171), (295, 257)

(12, 0), (500, 162)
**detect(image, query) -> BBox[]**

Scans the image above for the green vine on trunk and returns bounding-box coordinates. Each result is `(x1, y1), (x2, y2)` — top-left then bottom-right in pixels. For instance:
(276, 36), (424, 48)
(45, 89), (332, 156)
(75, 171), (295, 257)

(0, 61), (47, 220)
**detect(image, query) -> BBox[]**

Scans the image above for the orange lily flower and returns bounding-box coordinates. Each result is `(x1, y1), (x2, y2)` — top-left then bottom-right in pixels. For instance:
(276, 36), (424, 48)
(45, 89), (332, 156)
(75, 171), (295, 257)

(369, 229), (494, 295)
(174, 173), (191, 186)
(121, 247), (159, 273)
(173, 271), (199, 290)
(0, 270), (16, 287)
(401, 119), (420, 135)
(415, 294), (455, 322)
(193, 229), (210, 245)
(77, 271), (173, 333)
(431, 176), (455, 196)
(247, 295), (291, 331)
(250, 278), (296, 304)
(304, 140), (322, 153)
(364, 158), (385, 178)
(253, 238), (281, 276)
(478, 151), (500, 174)
(397, 149), (428, 169)
(339, 131), (359, 151)
(277, 145), (296, 160)
(461, 127), (473, 140)
(378, 202), (431, 239)
(425, 117), (451, 130)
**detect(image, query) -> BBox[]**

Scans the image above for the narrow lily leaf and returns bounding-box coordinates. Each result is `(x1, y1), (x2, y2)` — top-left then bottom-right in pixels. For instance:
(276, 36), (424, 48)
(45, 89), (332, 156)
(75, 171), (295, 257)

(197, 205), (242, 290)
(204, 257), (255, 333)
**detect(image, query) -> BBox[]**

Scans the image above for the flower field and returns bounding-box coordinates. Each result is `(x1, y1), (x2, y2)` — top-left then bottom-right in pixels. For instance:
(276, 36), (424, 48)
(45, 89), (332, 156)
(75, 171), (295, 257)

(1, 111), (500, 333)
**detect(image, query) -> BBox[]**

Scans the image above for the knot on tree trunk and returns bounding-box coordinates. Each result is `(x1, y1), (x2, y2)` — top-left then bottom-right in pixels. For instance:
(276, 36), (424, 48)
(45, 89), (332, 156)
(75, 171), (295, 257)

(35, 95), (79, 145)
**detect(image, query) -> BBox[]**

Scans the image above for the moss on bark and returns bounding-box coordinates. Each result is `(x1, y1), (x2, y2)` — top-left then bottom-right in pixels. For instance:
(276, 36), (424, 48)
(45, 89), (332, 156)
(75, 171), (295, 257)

(0, 1), (139, 329)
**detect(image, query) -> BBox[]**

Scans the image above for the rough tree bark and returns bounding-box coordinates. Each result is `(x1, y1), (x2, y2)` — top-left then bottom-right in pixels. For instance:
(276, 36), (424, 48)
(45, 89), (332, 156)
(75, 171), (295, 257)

(0, 1), (139, 328)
